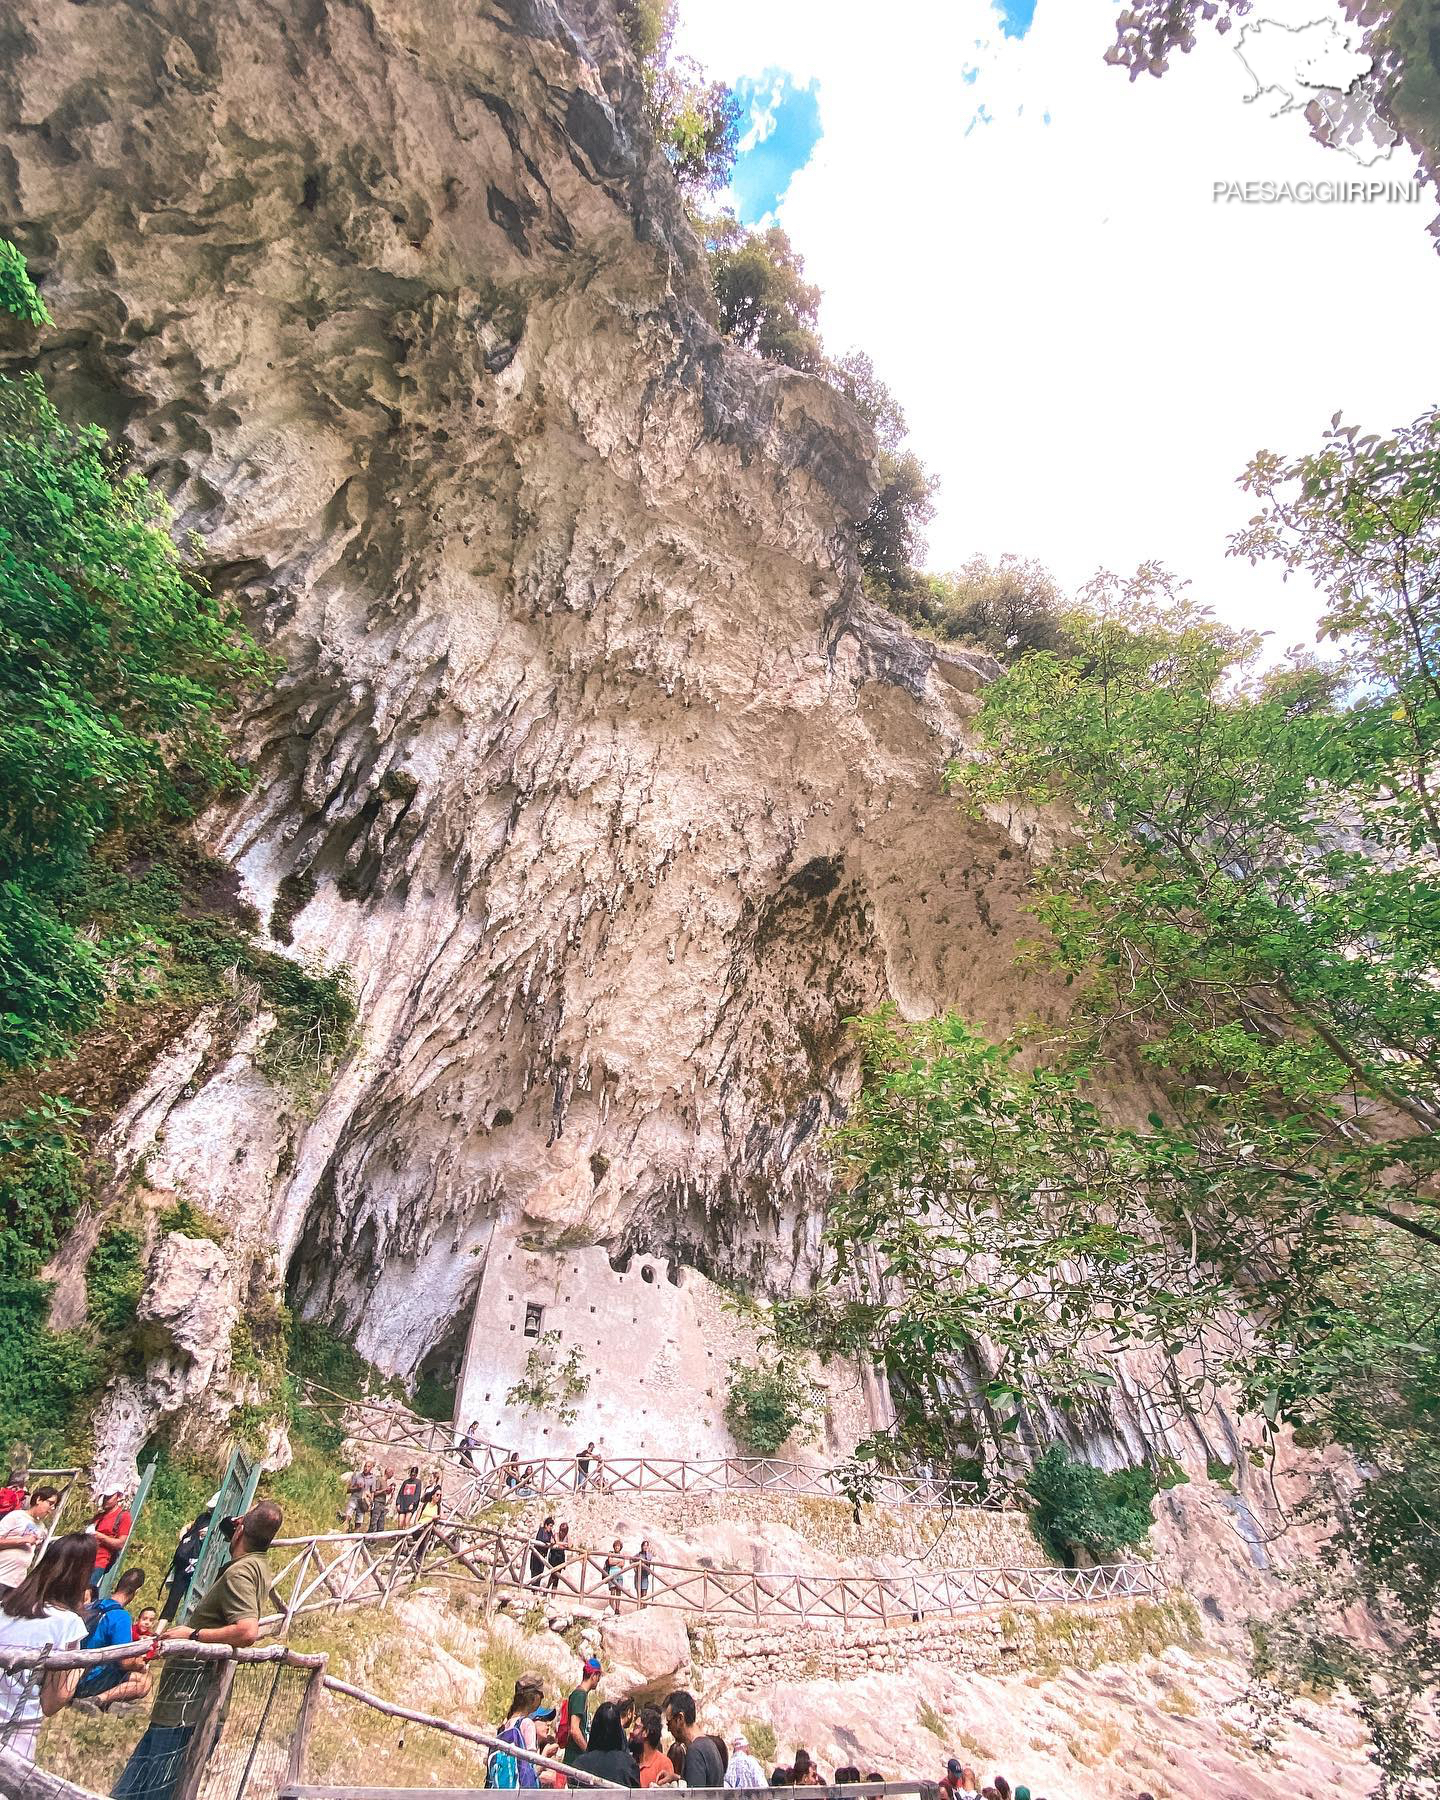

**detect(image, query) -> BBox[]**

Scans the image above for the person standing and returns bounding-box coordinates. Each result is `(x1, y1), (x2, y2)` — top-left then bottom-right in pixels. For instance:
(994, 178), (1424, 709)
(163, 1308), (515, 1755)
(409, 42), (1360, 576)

(113, 1501), (282, 1800)
(0, 1486), (60, 1599)
(725, 1736), (767, 1789)
(635, 1706), (673, 1788)
(0, 1533), (92, 1757)
(419, 1467), (444, 1518)
(490, 1672), (544, 1788)
(160, 1510), (211, 1624)
(545, 1522), (570, 1592)
(529, 1517), (555, 1588)
(663, 1691), (724, 1789)
(396, 1467), (422, 1525)
(370, 1466), (396, 1533)
(560, 1654), (602, 1766)
(575, 1443), (594, 1491)
(573, 1701), (640, 1787)
(635, 1538), (654, 1603)
(87, 1488), (132, 1589)
(601, 1539), (628, 1614)
(340, 1462), (375, 1530)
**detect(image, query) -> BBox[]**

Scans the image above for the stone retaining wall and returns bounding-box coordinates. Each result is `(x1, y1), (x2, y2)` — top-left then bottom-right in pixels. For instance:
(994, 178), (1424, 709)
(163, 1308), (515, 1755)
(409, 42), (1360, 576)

(504, 1488), (1044, 1571)
(694, 1594), (1202, 1691)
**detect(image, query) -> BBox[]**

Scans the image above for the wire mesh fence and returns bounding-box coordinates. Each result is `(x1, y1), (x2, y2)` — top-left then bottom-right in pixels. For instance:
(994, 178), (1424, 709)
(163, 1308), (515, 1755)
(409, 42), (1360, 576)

(193, 1660), (315, 1800)
(1, 1645), (321, 1800)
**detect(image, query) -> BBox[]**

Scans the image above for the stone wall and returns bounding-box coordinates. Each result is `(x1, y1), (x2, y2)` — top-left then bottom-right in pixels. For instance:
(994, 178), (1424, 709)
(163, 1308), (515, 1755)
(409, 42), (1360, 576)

(695, 1595), (1202, 1694)
(455, 1234), (880, 1459)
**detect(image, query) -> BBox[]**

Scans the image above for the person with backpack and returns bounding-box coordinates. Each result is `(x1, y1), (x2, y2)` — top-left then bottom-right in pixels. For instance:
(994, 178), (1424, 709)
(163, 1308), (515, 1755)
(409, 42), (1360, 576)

(559, 1654), (602, 1766)
(86, 1487), (132, 1588)
(160, 1508), (211, 1624)
(488, 1673), (544, 1789)
(73, 1568), (150, 1712)
(396, 1467), (422, 1525)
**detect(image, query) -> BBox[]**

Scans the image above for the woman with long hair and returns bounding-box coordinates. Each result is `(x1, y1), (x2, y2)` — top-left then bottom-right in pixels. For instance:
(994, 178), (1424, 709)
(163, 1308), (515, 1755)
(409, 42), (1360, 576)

(490, 1671), (545, 1788)
(0, 1534), (94, 1757)
(573, 1700), (640, 1787)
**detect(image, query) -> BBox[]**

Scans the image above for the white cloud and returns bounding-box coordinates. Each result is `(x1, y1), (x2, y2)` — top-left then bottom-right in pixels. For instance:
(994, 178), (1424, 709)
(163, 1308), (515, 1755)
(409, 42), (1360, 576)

(674, 0), (1440, 646)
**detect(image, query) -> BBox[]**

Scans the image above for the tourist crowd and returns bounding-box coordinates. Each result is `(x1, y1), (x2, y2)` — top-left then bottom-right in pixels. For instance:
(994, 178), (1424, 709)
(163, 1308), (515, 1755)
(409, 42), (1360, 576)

(0, 1465), (282, 1800)
(524, 1517), (656, 1610)
(338, 1460), (445, 1530)
(1, 1462), (1072, 1800)
(488, 1663), (870, 1791)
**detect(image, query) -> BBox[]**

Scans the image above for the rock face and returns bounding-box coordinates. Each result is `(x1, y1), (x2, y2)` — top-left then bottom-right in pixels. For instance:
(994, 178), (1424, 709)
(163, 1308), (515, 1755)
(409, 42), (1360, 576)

(0, 0), (1252, 1512)
(2, 0), (1059, 1437)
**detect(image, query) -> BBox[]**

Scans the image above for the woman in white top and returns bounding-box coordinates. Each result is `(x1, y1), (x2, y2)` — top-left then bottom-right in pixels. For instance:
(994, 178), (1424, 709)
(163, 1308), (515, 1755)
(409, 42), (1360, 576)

(0, 1533), (92, 1759)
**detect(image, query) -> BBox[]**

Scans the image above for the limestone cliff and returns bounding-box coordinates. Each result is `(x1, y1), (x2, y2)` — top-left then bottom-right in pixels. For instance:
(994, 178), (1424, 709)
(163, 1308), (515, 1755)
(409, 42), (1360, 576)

(0, 0), (1180, 1479)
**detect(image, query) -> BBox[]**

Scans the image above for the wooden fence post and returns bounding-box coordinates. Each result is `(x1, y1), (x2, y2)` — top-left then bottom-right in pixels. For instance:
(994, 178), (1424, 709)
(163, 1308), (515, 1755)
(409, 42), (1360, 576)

(174, 1658), (236, 1800)
(286, 1664), (326, 1785)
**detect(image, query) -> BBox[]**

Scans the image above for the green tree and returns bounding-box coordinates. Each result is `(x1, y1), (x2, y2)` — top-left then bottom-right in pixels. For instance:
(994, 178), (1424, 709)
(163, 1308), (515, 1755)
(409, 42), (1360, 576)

(0, 240), (269, 1068)
(702, 214), (825, 371)
(1025, 1445), (1157, 1564)
(724, 1353), (824, 1456)
(623, 1), (740, 195)
(827, 406), (1440, 1794)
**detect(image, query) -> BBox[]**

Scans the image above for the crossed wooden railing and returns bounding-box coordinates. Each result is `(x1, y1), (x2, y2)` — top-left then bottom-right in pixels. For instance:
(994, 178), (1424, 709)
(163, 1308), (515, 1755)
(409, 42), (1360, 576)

(447, 1444), (1017, 1514)
(261, 1516), (1163, 1633)
(296, 1380), (1017, 1515)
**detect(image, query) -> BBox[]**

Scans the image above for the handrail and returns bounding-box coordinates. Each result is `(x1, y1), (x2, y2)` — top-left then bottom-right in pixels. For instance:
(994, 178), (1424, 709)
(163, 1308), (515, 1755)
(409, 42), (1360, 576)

(259, 1516), (1163, 1633)
(295, 1380), (1019, 1514)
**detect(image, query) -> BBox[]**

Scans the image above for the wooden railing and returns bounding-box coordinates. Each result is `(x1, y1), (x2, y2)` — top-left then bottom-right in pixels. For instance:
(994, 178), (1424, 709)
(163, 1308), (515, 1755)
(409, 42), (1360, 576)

(297, 1378), (1016, 1514)
(261, 1517), (1162, 1633)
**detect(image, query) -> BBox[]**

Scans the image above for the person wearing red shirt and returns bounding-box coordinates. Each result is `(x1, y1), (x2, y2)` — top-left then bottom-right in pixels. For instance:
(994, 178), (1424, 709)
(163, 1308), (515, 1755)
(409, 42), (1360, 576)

(88, 1488), (133, 1586)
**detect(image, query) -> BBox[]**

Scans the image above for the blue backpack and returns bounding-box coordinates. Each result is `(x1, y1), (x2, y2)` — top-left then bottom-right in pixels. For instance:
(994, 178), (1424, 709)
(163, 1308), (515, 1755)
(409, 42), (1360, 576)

(487, 1722), (538, 1789)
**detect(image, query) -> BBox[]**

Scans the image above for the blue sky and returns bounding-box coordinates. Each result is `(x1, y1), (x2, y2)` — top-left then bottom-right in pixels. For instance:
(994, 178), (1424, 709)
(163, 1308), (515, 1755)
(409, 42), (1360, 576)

(681, 0), (1438, 645)
(995, 0), (1037, 37)
(730, 71), (823, 222)
(726, 3), (1038, 223)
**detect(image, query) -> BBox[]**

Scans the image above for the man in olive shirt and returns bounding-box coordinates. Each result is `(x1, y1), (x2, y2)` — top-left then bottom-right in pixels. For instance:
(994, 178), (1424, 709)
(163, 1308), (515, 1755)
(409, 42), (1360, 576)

(113, 1501), (281, 1800)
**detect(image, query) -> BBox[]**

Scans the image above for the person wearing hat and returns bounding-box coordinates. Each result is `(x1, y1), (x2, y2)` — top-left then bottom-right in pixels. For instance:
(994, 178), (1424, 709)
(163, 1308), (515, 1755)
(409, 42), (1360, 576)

(87, 1488), (132, 1588)
(724, 1733), (766, 1788)
(561, 1653), (603, 1765)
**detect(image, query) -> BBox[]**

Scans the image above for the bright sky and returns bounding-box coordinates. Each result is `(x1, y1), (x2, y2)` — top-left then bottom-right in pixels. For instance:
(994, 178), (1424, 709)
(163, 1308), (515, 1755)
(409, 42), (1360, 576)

(674, 0), (1440, 647)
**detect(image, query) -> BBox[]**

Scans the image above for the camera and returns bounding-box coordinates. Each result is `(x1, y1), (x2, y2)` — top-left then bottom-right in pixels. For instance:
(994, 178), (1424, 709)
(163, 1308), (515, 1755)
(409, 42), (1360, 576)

(218, 1514), (239, 1543)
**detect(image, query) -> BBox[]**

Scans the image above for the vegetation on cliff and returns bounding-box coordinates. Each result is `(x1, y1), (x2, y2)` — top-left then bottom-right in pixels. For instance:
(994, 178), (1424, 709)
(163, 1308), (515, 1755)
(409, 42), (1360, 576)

(0, 244), (355, 1462)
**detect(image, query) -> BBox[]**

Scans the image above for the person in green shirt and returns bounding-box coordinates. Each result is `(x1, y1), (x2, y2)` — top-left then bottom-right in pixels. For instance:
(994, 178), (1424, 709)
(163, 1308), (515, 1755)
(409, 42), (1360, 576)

(561, 1655), (602, 1765)
(112, 1501), (282, 1800)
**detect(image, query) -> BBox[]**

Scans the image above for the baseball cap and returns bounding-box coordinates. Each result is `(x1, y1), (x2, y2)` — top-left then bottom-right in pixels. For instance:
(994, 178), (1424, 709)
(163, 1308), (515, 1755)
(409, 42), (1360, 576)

(947, 1761), (962, 1779)
(582, 1655), (602, 1675)
(732, 1736), (749, 1750)
(518, 1671), (545, 1691)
